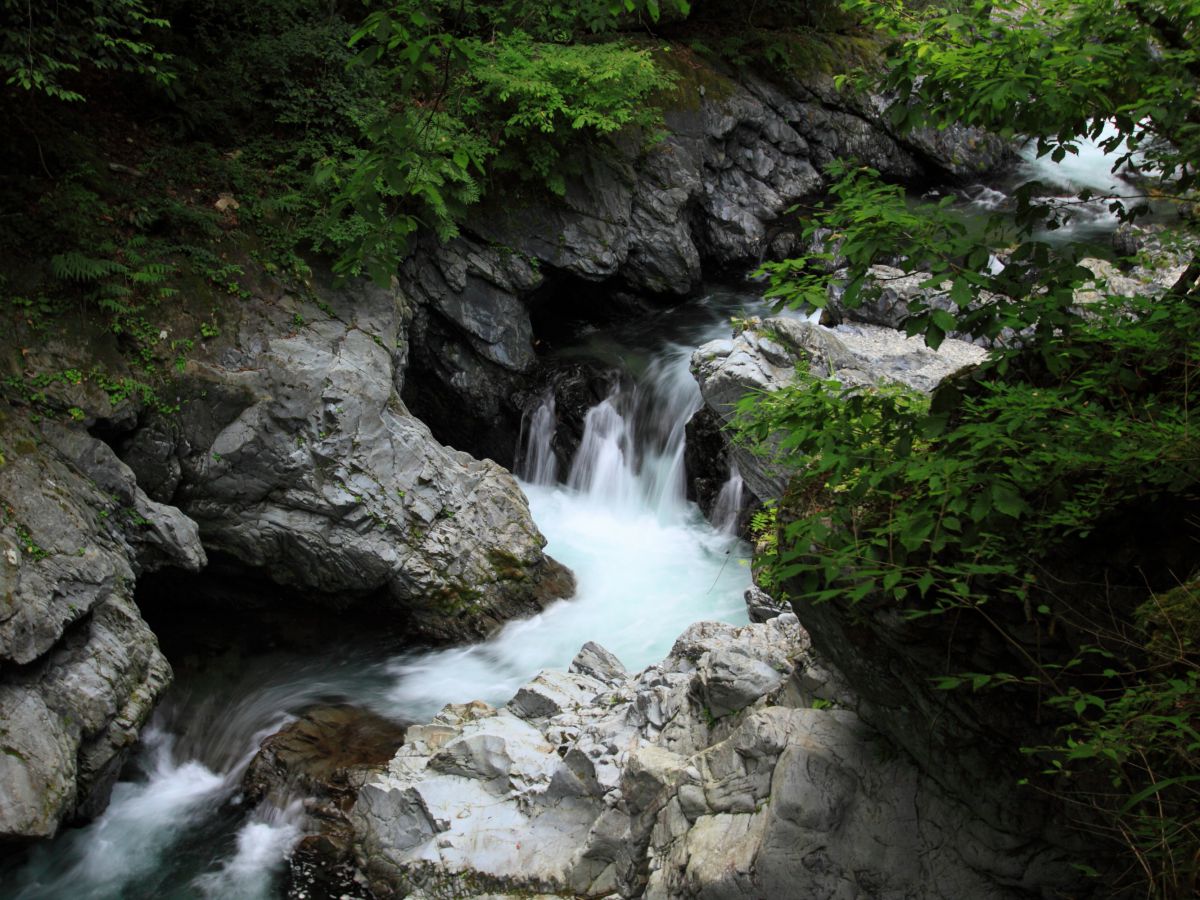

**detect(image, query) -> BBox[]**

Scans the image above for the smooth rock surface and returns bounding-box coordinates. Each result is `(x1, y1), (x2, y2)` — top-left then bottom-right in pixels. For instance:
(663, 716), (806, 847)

(122, 269), (574, 642)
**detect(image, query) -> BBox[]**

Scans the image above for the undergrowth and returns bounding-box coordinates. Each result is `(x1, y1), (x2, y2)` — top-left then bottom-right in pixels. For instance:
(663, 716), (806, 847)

(737, 289), (1200, 895)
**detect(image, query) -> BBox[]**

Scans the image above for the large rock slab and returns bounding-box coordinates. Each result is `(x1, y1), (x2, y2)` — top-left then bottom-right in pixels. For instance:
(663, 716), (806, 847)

(691, 316), (985, 502)
(349, 612), (1073, 899)
(122, 269), (573, 643)
(0, 416), (199, 840)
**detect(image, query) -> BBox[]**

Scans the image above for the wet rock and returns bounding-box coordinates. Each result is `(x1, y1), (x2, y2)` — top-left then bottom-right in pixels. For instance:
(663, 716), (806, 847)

(244, 705), (407, 900)
(0, 590), (172, 840)
(692, 317), (985, 502)
(682, 406), (729, 517)
(350, 612), (1076, 899)
(244, 705), (408, 808)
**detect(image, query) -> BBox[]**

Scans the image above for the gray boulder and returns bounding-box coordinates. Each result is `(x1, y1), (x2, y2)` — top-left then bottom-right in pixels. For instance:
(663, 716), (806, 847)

(122, 269), (573, 643)
(691, 317), (985, 502)
(350, 612), (1077, 899)
(645, 708), (1070, 900)
(0, 417), (200, 839)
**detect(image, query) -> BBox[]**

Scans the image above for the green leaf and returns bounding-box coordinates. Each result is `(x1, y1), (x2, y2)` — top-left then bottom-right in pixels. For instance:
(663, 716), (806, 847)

(990, 482), (1025, 518)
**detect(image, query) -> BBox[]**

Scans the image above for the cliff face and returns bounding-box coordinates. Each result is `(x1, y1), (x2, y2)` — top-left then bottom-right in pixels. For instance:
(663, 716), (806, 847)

(0, 415), (201, 840)
(398, 64), (1009, 465)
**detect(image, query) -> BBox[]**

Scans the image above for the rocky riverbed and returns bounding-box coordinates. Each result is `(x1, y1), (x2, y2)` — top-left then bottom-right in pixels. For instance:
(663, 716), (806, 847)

(0, 45), (1043, 900)
(347, 611), (1074, 900)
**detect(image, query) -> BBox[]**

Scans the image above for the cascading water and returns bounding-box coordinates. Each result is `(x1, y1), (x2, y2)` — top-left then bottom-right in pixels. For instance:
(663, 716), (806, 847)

(3, 289), (758, 900)
(515, 391), (559, 486)
(711, 465), (746, 536)
(4, 646), (401, 900)
(386, 303), (754, 717)
(566, 393), (639, 508)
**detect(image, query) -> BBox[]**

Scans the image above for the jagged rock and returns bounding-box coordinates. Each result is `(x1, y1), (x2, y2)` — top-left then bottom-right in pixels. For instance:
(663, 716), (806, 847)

(0, 591), (171, 838)
(743, 585), (789, 623)
(1075, 252), (1193, 303)
(691, 317), (986, 502)
(509, 670), (608, 720)
(695, 644), (789, 718)
(681, 405), (729, 517)
(399, 63), (1010, 463)
(0, 415), (201, 840)
(350, 614), (1078, 899)
(121, 268), (574, 643)
(645, 708), (1069, 900)
(569, 641), (628, 685)
(399, 234), (546, 463)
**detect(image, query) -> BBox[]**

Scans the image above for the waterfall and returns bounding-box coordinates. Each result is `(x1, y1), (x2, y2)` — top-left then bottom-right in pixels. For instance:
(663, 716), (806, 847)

(8, 287), (765, 898)
(516, 392), (559, 486)
(711, 465), (745, 535)
(567, 394), (638, 508)
(557, 341), (705, 522)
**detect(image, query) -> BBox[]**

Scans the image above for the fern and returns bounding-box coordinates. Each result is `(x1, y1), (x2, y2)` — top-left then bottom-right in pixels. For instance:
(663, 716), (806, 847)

(50, 252), (127, 282)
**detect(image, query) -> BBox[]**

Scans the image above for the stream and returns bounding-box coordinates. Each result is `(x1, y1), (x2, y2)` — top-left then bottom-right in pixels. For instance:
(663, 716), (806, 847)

(2, 289), (761, 900)
(1, 125), (1146, 900)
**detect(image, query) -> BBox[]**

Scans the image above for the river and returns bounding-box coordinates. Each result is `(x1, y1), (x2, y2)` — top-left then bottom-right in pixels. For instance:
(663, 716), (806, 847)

(2, 124), (1142, 900)
(2, 289), (760, 900)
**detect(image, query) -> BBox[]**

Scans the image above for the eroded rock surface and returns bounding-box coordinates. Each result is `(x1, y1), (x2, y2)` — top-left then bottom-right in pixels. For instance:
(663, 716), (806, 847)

(350, 616), (1073, 899)
(691, 316), (985, 502)
(0, 417), (202, 840)
(122, 270), (573, 642)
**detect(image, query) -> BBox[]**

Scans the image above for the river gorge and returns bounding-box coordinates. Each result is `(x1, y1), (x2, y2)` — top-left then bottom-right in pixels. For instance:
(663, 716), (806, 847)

(1, 23), (1193, 899)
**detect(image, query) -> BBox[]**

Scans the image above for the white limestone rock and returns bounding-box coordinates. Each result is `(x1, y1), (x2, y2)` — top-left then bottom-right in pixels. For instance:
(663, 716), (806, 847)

(352, 610), (1075, 900)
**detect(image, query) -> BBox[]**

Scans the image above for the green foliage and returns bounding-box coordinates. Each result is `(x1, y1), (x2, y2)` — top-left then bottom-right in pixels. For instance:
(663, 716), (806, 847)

(0, 0), (173, 102)
(842, 0), (1200, 197)
(739, 288), (1200, 607)
(743, 1), (1200, 892)
(327, 2), (671, 278)
(681, 0), (869, 77)
(740, 292), (1200, 892)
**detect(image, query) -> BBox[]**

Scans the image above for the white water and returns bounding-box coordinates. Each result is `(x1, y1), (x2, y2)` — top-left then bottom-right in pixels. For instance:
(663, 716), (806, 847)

(387, 324), (751, 718)
(515, 391), (559, 486)
(4, 290), (755, 899)
(711, 465), (746, 535)
(6, 727), (296, 900)
(3, 650), (395, 900)
(193, 803), (305, 900)
(963, 121), (1155, 244)
(1017, 121), (1138, 197)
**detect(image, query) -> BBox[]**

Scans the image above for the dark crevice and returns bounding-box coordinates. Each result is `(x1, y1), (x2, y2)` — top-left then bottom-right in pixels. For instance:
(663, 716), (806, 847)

(134, 555), (418, 665)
